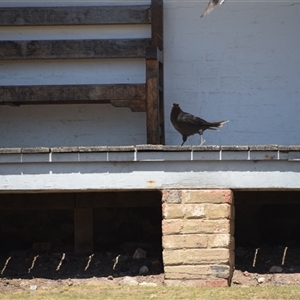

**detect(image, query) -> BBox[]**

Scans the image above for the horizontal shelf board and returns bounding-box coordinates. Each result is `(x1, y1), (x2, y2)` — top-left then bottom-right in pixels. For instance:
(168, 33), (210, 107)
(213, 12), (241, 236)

(0, 6), (151, 26)
(0, 38), (151, 60)
(0, 84), (146, 108)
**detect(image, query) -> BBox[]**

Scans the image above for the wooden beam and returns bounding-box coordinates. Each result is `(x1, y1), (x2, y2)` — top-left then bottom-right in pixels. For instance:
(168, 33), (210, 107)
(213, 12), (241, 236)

(74, 208), (93, 253)
(0, 39), (151, 60)
(235, 191), (300, 205)
(0, 193), (74, 210)
(0, 84), (146, 110)
(150, 0), (165, 144)
(0, 6), (151, 26)
(146, 58), (160, 144)
(145, 47), (164, 143)
(75, 191), (161, 208)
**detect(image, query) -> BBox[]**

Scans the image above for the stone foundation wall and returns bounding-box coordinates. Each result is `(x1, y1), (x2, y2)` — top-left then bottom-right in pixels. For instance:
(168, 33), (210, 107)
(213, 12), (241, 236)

(162, 189), (234, 287)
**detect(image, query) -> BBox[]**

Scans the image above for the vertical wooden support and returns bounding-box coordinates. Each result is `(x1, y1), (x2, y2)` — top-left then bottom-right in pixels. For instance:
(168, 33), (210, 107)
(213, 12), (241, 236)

(146, 57), (160, 144)
(74, 208), (93, 253)
(147, 0), (164, 145)
(158, 60), (165, 145)
(151, 0), (163, 51)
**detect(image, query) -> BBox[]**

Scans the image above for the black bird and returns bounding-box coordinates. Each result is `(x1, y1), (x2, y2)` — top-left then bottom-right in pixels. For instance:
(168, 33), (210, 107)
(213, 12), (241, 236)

(170, 103), (229, 146)
(201, 0), (226, 18)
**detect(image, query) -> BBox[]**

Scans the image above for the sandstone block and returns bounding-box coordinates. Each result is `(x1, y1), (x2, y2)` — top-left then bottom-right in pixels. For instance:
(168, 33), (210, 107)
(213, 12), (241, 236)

(163, 249), (183, 265)
(182, 190), (233, 204)
(162, 203), (184, 219)
(163, 234), (207, 249)
(184, 204), (206, 219)
(204, 203), (232, 219)
(164, 264), (230, 280)
(162, 190), (182, 203)
(183, 248), (230, 264)
(183, 219), (230, 234)
(162, 219), (183, 235)
(207, 234), (231, 248)
(163, 249), (230, 265)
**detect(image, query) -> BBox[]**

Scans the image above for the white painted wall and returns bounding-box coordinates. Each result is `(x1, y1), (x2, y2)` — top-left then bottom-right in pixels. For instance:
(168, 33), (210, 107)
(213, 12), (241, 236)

(164, 0), (300, 146)
(0, 0), (299, 147)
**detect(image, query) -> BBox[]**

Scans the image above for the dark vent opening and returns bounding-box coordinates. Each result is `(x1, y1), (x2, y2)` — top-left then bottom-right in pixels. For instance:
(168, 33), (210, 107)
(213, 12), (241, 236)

(0, 191), (163, 279)
(234, 191), (300, 274)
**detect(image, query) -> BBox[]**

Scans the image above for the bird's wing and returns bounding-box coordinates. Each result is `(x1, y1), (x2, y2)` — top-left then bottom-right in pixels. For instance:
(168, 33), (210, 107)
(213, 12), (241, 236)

(181, 113), (209, 126)
(201, 0), (219, 18)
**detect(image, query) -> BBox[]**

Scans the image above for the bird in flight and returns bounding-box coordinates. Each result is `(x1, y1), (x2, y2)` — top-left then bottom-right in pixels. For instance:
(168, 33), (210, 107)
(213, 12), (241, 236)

(170, 103), (229, 146)
(201, 0), (226, 18)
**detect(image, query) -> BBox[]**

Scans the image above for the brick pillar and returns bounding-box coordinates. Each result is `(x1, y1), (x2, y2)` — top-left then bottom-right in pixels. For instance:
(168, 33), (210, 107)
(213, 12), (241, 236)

(161, 189), (234, 287)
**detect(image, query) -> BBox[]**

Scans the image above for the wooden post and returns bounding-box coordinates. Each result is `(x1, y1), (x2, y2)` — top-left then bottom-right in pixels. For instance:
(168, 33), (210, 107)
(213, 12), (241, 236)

(150, 0), (164, 144)
(146, 56), (160, 144)
(74, 209), (93, 253)
(151, 0), (163, 50)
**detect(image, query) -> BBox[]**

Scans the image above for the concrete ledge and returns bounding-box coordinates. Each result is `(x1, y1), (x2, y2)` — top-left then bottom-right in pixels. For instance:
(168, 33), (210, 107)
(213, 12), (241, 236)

(0, 147), (299, 191)
(0, 148), (21, 154)
(78, 146), (136, 152)
(249, 145), (278, 150)
(221, 145), (249, 151)
(3, 144), (300, 155)
(0, 145), (299, 163)
(22, 147), (50, 153)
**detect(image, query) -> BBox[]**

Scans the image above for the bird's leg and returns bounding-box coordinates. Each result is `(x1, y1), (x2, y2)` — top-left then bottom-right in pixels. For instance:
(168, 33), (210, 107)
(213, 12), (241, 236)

(199, 134), (206, 146)
(198, 130), (205, 146)
(181, 135), (187, 146)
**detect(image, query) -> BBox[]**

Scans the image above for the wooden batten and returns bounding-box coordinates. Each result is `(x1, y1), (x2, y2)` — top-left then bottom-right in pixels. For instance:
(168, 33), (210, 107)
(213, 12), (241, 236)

(151, 0), (163, 50)
(0, 6), (151, 26)
(146, 58), (160, 145)
(0, 39), (151, 60)
(0, 84), (147, 110)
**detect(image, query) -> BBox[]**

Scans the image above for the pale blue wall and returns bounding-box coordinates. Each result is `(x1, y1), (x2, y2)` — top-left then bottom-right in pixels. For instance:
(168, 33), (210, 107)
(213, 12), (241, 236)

(0, 0), (299, 147)
(164, 1), (300, 146)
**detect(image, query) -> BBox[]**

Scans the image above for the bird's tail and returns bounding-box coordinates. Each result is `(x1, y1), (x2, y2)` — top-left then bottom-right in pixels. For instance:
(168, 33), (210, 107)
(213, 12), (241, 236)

(208, 120), (229, 129)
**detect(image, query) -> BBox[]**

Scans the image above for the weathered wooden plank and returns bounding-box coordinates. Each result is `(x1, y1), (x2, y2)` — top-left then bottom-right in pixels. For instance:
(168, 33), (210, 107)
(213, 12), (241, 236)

(0, 6), (151, 26)
(0, 84), (145, 104)
(151, 0), (163, 50)
(74, 208), (93, 253)
(0, 39), (151, 60)
(146, 58), (160, 144)
(0, 84), (147, 111)
(150, 1), (164, 143)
